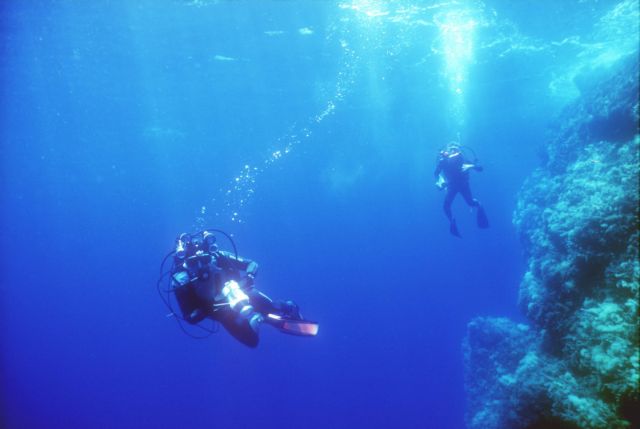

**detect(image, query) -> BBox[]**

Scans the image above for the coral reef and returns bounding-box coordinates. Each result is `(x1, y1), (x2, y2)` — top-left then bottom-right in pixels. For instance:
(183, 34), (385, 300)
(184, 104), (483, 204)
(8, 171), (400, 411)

(464, 56), (639, 429)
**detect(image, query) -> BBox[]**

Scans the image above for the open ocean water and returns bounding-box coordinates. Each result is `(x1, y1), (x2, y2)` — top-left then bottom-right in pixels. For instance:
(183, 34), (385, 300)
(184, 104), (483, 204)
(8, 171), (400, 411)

(1, 1), (638, 428)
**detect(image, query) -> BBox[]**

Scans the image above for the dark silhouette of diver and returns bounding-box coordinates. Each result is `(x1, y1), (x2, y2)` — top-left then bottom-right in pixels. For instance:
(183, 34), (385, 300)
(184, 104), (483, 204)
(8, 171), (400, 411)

(434, 143), (489, 237)
(158, 230), (318, 348)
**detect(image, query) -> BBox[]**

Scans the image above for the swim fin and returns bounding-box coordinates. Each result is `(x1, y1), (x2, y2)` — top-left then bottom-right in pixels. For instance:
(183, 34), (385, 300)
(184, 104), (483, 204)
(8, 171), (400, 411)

(450, 218), (462, 238)
(477, 206), (489, 229)
(265, 314), (319, 336)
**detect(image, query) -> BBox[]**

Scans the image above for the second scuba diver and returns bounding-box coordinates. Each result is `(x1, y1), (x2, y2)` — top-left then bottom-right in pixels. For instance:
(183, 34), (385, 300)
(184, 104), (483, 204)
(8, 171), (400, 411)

(160, 230), (319, 348)
(434, 143), (489, 237)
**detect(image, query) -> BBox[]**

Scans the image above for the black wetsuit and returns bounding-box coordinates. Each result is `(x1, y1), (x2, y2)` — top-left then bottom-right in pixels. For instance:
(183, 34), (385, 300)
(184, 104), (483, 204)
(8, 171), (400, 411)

(434, 152), (481, 222)
(171, 251), (298, 348)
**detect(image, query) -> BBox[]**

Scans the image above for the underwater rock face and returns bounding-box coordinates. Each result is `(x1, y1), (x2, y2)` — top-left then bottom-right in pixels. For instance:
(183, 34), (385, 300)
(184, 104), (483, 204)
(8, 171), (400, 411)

(464, 57), (639, 429)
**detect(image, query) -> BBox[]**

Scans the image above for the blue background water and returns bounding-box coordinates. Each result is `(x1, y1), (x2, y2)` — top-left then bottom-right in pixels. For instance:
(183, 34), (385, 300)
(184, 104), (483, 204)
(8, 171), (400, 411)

(2, 1), (637, 428)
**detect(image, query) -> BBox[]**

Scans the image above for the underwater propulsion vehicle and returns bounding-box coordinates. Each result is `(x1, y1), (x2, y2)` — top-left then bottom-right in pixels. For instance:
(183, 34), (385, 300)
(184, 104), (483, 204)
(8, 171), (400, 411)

(157, 229), (319, 344)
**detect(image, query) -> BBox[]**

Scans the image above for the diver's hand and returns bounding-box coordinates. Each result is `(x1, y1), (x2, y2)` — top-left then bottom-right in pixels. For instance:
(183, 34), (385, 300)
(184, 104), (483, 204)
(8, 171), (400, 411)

(462, 163), (482, 172)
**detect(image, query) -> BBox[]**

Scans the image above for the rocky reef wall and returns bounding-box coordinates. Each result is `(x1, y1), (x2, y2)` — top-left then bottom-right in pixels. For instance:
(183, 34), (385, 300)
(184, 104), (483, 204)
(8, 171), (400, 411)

(463, 57), (639, 429)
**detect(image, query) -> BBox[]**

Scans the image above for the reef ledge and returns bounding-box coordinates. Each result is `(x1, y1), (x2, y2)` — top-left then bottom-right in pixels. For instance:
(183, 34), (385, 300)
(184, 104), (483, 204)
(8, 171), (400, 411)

(463, 57), (639, 429)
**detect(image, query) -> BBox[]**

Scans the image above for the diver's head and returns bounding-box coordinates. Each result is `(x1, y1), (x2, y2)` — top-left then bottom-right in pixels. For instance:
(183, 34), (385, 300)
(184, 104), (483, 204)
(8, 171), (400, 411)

(446, 142), (461, 154)
(202, 231), (218, 252)
(441, 142), (461, 158)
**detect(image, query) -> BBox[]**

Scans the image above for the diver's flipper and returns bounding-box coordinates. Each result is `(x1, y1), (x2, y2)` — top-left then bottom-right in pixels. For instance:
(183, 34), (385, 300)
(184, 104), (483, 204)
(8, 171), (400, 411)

(477, 206), (489, 229)
(265, 314), (319, 336)
(450, 219), (462, 238)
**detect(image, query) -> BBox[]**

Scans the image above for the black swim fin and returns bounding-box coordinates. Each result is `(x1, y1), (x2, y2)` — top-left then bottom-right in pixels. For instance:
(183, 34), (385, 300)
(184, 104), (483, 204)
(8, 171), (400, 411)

(477, 206), (489, 229)
(450, 218), (462, 238)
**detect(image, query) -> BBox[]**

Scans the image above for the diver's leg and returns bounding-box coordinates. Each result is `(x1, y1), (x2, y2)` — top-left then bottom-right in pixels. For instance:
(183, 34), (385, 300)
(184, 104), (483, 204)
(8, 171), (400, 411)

(247, 288), (278, 314)
(460, 183), (480, 207)
(214, 310), (260, 348)
(461, 184), (489, 228)
(247, 288), (302, 320)
(444, 188), (462, 237)
(443, 188), (456, 221)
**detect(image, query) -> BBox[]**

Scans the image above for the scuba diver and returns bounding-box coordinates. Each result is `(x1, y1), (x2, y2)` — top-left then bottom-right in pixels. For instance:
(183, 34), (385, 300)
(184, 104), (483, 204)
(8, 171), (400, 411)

(158, 230), (319, 348)
(434, 143), (489, 237)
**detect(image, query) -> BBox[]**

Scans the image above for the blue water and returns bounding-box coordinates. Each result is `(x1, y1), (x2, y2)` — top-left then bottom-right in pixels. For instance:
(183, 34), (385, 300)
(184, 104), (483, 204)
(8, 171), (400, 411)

(2, 1), (637, 428)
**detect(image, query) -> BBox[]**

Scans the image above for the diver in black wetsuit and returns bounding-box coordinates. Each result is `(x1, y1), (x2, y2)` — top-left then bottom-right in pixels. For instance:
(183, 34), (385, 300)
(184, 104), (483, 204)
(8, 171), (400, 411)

(434, 143), (489, 237)
(164, 230), (318, 348)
